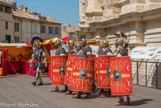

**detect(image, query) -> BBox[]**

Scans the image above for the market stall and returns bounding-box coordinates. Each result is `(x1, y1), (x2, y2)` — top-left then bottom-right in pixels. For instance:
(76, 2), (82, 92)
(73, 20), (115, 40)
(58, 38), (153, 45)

(0, 43), (35, 76)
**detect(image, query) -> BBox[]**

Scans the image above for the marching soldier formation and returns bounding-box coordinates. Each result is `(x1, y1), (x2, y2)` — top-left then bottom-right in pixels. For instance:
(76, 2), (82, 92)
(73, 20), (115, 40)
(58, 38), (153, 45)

(30, 31), (133, 105)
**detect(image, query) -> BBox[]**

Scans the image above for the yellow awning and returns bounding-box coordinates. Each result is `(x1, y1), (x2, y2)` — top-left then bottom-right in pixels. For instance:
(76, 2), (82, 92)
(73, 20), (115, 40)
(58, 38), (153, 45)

(41, 37), (59, 45)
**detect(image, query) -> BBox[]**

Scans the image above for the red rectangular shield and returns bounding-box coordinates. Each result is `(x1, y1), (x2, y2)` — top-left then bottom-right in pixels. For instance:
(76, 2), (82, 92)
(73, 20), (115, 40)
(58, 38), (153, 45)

(87, 54), (96, 59)
(51, 56), (68, 85)
(71, 58), (94, 93)
(110, 56), (133, 95)
(94, 57), (98, 80)
(97, 55), (115, 88)
(64, 54), (77, 85)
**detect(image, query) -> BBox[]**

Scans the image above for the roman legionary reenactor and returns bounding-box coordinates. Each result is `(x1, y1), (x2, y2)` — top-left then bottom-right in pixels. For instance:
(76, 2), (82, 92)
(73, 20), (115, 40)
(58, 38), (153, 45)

(68, 40), (77, 54)
(64, 40), (77, 94)
(81, 38), (92, 54)
(81, 38), (96, 91)
(99, 40), (113, 56)
(30, 37), (46, 86)
(96, 40), (114, 97)
(71, 43), (94, 98)
(50, 39), (68, 92)
(114, 31), (129, 57)
(111, 31), (133, 105)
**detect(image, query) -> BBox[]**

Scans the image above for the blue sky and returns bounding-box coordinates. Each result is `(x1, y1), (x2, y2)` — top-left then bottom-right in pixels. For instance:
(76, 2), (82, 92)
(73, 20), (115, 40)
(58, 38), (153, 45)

(14, 0), (79, 27)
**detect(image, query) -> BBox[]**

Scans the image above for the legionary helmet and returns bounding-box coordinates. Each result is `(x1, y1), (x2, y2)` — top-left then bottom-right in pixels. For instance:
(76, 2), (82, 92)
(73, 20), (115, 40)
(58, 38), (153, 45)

(31, 37), (43, 46)
(75, 43), (82, 50)
(102, 40), (109, 48)
(114, 31), (127, 39)
(81, 38), (87, 42)
(76, 43), (81, 47)
(115, 38), (123, 47)
(56, 39), (62, 47)
(69, 40), (74, 46)
(81, 38), (87, 47)
(56, 39), (61, 43)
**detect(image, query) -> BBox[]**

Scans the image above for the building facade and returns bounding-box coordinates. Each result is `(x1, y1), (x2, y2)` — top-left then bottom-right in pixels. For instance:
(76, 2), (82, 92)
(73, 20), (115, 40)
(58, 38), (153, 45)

(79, 0), (161, 46)
(61, 25), (80, 41)
(0, 0), (13, 43)
(79, 0), (161, 88)
(0, 0), (61, 43)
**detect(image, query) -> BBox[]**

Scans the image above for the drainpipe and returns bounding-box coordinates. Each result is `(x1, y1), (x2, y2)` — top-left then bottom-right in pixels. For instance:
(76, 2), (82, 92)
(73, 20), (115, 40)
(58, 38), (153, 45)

(13, 18), (15, 43)
(21, 19), (22, 42)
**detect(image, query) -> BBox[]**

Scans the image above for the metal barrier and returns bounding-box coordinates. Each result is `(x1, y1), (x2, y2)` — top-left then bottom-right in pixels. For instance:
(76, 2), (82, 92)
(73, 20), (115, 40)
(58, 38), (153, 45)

(132, 60), (161, 89)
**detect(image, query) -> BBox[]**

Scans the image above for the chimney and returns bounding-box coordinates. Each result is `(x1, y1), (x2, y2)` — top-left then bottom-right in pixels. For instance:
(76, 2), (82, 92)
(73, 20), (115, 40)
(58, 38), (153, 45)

(68, 24), (71, 27)
(19, 5), (23, 10)
(21, 5), (24, 9)
(10, 1), (17, 11)
(24, 7), (28, 12)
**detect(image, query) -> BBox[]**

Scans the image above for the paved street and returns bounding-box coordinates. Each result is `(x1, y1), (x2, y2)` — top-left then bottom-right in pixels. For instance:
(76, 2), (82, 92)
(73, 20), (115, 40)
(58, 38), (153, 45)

(0, 74), (161, 108)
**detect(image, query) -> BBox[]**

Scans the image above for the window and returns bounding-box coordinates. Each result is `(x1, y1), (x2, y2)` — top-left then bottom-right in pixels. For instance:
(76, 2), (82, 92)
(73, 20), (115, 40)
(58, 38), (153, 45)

(0, 5), (3, 12)
(5, 6), (12, 14)
(14, 36), (19, 43)
(34, 24), (37, 33)
(26, 24), (28, 32)
(55, 27), (59, 35)
(6, 35), (11, 43)
(48, 27), (53, 34)
(40, 25), (46, 33)
(6, 22), (8, 30)
(25, 36), (29, 43)
(53, 27), (55, 34)
(14, 22), (19, 32)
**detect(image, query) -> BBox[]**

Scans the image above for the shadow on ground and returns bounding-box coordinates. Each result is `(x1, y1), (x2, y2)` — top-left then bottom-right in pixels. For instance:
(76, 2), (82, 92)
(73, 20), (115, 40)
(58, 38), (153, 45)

(116, 99), (153, 106)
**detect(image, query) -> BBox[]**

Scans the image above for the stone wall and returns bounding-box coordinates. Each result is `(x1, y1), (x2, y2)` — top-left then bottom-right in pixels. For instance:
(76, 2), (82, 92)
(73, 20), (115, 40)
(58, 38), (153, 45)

(79, 0), (161, 88)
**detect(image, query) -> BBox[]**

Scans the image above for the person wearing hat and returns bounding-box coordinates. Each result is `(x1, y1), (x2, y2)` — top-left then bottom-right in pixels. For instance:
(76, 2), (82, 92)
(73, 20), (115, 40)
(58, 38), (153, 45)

(81, 38), (92, 54)
(68, 40), (77, 54)
(97, 39), (113, 97)
(64, 40), (77, 95)
(114, 32), (130, 105)
(55, 39), (66, 56)
(99, 40), (113, 56)
(72, 43), (92, 98)
(30, 37), (46, 86)
(114, 31), (129, 56)
(50, 39), (67, 92)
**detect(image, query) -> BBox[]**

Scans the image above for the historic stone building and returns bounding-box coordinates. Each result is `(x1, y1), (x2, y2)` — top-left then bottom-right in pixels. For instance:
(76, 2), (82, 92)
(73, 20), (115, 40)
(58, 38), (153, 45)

(79, 0), (161, 47)
(61, 25), (80, 41)
(0, 0), (61, 43)
(79, 0), (161, 88)
(0, 0), (14, 43)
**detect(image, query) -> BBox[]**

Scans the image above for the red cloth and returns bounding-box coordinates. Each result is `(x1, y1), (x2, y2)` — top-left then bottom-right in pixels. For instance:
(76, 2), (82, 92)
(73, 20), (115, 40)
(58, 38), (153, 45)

(6, 61), (35, 77)
(22, 62), (27, 74)
(25, 42), (32, 46)
(61, 36), (71, 42)
(6, 61), (22, 73)
(22, 61), (35, 77)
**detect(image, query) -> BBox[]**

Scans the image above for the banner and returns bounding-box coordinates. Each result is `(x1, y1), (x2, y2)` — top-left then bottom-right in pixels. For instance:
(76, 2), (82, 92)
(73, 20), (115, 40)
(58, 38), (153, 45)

(129, 47), (161, 60)
(90, 45), (99, 56)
